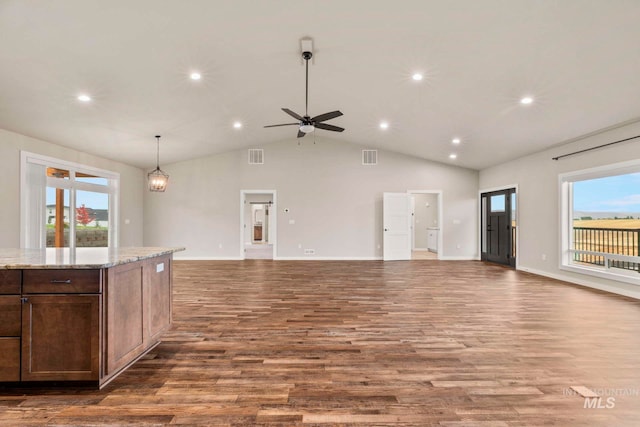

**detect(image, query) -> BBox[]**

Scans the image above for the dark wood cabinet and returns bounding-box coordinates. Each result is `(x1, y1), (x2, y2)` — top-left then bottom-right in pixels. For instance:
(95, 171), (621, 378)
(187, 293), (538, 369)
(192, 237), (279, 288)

(0, 338), (20, 381)
(145, 255), (172, 343)
(0, 253), (173, 387)
(105, 261), (145, 376)
(0, 273), (21, 382)
(21, 295), (100, 381)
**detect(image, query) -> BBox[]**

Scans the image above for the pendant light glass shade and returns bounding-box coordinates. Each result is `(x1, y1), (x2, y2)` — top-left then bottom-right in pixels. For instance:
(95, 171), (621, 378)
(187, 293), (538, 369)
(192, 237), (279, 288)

(148, 135), (169, 192)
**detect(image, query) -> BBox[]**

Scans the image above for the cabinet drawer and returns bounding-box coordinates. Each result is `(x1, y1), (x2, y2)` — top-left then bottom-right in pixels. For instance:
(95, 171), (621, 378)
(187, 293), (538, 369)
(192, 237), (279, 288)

(0, 296), (21, 336)
(0, 270), (21, 294)
(23, 269), (102, 294)
(0, 338), (20, 381)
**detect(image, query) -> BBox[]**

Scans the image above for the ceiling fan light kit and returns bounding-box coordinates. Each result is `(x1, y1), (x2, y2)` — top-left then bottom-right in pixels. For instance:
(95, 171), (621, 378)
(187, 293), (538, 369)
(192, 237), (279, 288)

(264, 47), (345, 139)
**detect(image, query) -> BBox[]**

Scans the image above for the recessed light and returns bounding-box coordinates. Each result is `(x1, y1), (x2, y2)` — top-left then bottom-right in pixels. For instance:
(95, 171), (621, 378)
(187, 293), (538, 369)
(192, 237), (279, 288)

(379, 121), (389, 130)
(190, 72), (202, 80)
(452, 138), (461, 144)
(449, 153), (457, 160)
(233, 121), (242, 129)
(520, 96), (533, 105)
(77, 94), (91, 102)
(412, 73), (423, 81)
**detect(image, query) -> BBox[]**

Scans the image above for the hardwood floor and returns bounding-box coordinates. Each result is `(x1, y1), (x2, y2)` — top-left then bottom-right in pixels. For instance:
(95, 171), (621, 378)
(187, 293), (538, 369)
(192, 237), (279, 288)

(2, 260), (640, 426)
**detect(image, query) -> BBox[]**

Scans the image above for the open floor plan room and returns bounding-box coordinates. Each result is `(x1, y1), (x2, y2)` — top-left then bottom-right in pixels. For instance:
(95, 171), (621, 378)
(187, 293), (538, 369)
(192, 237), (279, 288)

(1, 260), (639, 426)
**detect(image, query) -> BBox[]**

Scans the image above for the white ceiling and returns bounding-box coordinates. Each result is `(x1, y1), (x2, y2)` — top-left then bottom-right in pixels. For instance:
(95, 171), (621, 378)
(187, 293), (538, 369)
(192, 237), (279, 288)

(1, 0), (639, 170)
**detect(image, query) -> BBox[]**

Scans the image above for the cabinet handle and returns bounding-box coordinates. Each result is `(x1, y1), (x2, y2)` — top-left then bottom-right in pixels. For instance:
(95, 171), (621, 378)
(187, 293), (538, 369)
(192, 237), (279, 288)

(50, 279), (72, 284)
(21, 297), (28, 304)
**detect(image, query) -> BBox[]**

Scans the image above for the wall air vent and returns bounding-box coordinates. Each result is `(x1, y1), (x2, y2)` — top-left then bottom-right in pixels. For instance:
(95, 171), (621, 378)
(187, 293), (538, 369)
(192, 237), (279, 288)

(362, 149), (378, 165)
(248, 149), (264, 165)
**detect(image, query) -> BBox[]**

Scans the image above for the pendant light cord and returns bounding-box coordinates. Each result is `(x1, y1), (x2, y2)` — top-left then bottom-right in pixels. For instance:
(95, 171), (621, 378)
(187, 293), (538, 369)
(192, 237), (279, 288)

(155, 135), (161, 170)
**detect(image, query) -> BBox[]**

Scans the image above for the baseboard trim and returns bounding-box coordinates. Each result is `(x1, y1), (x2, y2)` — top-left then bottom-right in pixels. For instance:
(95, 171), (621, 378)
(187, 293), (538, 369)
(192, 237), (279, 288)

(518, 266), (640, 300)
(174, 256), (243, 261)
(274, 256), (383, 261)
(438, 256), (478, 261)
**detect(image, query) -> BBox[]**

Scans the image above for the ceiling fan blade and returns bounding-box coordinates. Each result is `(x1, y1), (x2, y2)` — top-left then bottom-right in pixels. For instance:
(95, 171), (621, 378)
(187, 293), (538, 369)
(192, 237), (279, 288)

(264, 123), (299, 128)
(314, 123), (345, 132)
(282, 108), (304, 121)
(312, 110), (343, 123)
(297, 129), (306, 138)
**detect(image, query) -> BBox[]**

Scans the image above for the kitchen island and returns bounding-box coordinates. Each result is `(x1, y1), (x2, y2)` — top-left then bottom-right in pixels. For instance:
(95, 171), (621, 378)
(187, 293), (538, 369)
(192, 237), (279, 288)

(0, 247), (183, 388)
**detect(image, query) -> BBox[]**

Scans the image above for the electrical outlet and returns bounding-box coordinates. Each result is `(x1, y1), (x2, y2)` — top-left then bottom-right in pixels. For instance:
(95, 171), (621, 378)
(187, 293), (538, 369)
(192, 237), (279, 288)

(298, 243), (302, 249)
(542, 254), (547, 261)
(456, 244), (461, 249)
(218, 243), (223, 249)
(304, 249), (315, 255)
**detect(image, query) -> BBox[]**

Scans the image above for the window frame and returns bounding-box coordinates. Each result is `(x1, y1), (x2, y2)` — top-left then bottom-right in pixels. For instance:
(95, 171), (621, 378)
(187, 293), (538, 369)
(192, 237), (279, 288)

(20, 151), (120, 249)
(559, 159), (640, 286)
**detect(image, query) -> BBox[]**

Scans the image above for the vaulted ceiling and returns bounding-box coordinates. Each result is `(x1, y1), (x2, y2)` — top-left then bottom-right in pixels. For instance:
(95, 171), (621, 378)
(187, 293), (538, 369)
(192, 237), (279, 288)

(1, 0), (639, 170)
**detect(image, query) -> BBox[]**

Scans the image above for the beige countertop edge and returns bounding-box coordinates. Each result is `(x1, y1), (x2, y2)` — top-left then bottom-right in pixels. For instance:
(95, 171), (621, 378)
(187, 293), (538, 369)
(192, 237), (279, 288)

(0, 247), (186, 269)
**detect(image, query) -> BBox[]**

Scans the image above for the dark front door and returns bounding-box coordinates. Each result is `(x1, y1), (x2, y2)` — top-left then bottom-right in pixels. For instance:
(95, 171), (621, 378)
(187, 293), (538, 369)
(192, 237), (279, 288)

(481, 189), (516, 267)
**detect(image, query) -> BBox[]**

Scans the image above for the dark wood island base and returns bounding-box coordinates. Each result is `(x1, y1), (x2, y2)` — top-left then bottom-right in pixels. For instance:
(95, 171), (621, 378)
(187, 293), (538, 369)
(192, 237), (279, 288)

(0, 247), (182, 388)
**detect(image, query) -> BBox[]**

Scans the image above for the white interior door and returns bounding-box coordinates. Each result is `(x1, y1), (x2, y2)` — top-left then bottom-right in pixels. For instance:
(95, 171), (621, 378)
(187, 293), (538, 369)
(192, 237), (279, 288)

(383, 192), (411, 260)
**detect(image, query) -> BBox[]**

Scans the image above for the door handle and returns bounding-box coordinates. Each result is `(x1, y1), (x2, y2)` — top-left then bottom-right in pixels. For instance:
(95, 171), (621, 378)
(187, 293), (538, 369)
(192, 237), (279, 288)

(50, 279), (72, 284)
(384, 228), (388, 231)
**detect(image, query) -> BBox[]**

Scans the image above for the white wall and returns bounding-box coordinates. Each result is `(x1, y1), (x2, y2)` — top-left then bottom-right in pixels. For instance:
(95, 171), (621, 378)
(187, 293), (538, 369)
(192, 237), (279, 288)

(144, 137), (479, 260)
(413, 193), (439, 249)
(479, 119), (640, 299)
(0, 128), (144, 247)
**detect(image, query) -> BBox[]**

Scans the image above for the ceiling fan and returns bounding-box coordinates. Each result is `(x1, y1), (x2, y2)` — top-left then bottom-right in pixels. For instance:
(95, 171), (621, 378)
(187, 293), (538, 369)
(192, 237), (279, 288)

(264, 51), (344, 138)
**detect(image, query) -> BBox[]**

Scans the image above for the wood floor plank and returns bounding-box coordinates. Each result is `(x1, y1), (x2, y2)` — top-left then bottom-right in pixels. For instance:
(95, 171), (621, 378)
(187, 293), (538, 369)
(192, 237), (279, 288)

(1, 259), (639, 425)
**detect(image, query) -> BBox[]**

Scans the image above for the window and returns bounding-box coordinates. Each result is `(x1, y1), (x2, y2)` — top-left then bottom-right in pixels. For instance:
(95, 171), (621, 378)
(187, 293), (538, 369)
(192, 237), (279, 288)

(21, 152), (119, 249)
(560, 160), (640, 285)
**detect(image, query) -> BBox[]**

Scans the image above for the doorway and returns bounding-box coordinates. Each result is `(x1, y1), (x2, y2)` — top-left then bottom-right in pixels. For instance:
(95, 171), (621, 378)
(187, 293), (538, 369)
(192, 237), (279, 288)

(240, 190), (277, 260)
(481, 188), (516, 267)
(408, 190), (442, 260)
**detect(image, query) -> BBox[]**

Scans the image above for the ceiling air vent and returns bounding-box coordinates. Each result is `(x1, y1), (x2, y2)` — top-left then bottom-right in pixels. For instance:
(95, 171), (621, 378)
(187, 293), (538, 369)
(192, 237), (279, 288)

(248, 149), (264, 165)
(362, 149), (377, 165)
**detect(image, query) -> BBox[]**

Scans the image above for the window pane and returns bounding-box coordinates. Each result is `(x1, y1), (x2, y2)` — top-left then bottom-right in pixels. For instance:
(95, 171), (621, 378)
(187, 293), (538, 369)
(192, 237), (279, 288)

(571, 173), (640, 272)
(76, 173), (109, 186)
(76, 190), (109, 247)
(490, 194), (505, 212)
(46, 187), (70, 247)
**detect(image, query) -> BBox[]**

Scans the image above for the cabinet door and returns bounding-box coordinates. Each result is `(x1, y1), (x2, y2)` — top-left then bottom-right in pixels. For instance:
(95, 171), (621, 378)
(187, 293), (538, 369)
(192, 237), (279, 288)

(105, 262), (145, 375)
(0, 338), (20, 381)
(22, 295), (100, 381)
(145, 255), (172, 343)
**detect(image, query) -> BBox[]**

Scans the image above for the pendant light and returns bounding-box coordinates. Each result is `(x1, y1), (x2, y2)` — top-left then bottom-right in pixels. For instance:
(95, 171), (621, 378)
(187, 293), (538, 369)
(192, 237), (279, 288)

(148, 135), (169, 192)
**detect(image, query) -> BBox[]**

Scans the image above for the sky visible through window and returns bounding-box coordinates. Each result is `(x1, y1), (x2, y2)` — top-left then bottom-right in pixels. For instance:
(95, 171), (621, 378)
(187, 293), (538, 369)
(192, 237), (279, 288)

(46, 187), (108, 209)
(574, 172), (640, 215)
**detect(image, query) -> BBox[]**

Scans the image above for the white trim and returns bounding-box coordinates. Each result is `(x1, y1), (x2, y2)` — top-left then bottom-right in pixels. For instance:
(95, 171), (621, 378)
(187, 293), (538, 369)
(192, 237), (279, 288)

(412, 248), (431, 251)
(559, 161), (640, 287)
(274, 256), (383, 261)
(240, 190), (277, 260)
(20, 151), (119, 249)
(518, 265), (640, 300)
(438, 256), (479, 261)
(406, 190), (443, 260)
(21, 151), (119, 179)
(174, 256), (243, 261)
(478, 184), (519, 269)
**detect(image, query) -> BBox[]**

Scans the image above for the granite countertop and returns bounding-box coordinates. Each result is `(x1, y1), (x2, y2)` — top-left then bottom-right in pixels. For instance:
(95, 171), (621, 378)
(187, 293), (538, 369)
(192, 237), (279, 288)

(0, 247), (185, 269)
